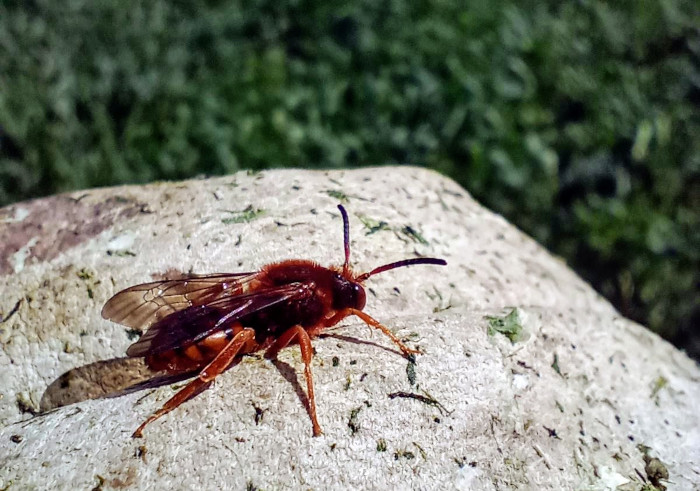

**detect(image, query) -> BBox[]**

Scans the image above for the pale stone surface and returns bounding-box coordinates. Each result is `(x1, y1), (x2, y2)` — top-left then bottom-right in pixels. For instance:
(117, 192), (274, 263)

(0, 167), (697, 490)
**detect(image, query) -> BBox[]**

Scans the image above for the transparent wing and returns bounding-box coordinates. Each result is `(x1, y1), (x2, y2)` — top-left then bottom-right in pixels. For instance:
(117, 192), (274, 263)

(101, 272), (257, 332)
(125, 282), (312, 357)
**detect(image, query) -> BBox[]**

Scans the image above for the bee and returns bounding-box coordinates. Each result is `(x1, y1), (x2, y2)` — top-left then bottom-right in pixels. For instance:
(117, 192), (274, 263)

(102, 205), (446, 437)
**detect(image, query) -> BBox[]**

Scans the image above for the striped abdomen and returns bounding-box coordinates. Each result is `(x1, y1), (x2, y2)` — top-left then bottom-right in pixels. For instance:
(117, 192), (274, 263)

(145, 322), (259, 373)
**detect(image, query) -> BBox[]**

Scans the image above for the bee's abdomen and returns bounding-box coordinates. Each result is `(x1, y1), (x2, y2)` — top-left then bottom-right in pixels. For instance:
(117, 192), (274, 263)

(145, 323), (247, 373)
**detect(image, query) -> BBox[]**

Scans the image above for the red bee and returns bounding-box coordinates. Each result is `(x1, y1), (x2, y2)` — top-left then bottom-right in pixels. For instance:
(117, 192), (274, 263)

(102, 205), (446, 437)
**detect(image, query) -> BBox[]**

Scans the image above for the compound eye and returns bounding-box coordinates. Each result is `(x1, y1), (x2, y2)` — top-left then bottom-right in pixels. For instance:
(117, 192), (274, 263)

(354, 284), (366, 310)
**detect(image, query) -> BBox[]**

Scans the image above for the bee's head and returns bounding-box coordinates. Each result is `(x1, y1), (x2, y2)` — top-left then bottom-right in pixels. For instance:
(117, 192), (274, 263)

(331, 273), (366, 310)
(332, 204), (446, 311)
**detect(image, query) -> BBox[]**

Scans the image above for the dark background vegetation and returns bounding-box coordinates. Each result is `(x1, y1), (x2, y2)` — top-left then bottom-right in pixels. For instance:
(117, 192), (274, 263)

(1, 1), (698, 359)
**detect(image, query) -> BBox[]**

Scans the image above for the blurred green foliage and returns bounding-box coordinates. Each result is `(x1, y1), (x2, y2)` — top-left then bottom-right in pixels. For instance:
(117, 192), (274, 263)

(0, 0), (698, 356)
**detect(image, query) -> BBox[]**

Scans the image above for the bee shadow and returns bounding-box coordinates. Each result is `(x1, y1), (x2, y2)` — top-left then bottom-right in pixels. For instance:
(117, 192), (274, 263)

(40, 357), (191, 413)
(267, 333), (404, 426)
(319, 332), (404, 357)
(38, 333), (407, 432)
(269, 358), (313, 420)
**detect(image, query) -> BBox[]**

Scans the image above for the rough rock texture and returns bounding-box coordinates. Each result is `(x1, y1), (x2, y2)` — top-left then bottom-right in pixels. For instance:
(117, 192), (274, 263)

(0, 167), (697, 490)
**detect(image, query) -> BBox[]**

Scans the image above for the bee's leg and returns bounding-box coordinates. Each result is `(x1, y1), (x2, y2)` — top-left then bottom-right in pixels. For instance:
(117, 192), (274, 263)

(132, 328), (256, 438)
(317, 308), (374, 338)
(264, 325), (322, 437)
(132, 377), (212, 438)
(199, 328), (256, 381)
(342, 308), (420, 357)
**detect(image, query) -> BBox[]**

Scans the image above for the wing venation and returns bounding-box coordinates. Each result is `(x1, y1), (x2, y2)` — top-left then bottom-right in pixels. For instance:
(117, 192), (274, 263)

(125, 282), (311, 357)
(101, 272), (256, 331)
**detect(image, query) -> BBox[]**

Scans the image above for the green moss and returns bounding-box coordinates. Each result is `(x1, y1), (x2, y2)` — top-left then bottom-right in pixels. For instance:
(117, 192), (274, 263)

(355, 213), (390, 235)
(221, 206), (265, 224)
(326, 190), (349, 203)
(406, 358), (417, 386)
(348, 406), (362, 435)
(486, 308), (524, 343)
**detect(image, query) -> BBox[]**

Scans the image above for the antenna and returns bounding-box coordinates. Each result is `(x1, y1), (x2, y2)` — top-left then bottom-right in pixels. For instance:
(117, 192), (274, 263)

(356, 257), (446, 282)
(337, 203), (446, 281)
(338, 204), (351, 276)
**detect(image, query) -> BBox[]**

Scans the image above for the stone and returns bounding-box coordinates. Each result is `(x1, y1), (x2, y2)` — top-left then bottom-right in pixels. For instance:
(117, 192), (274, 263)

(0, 167), (696, 489)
